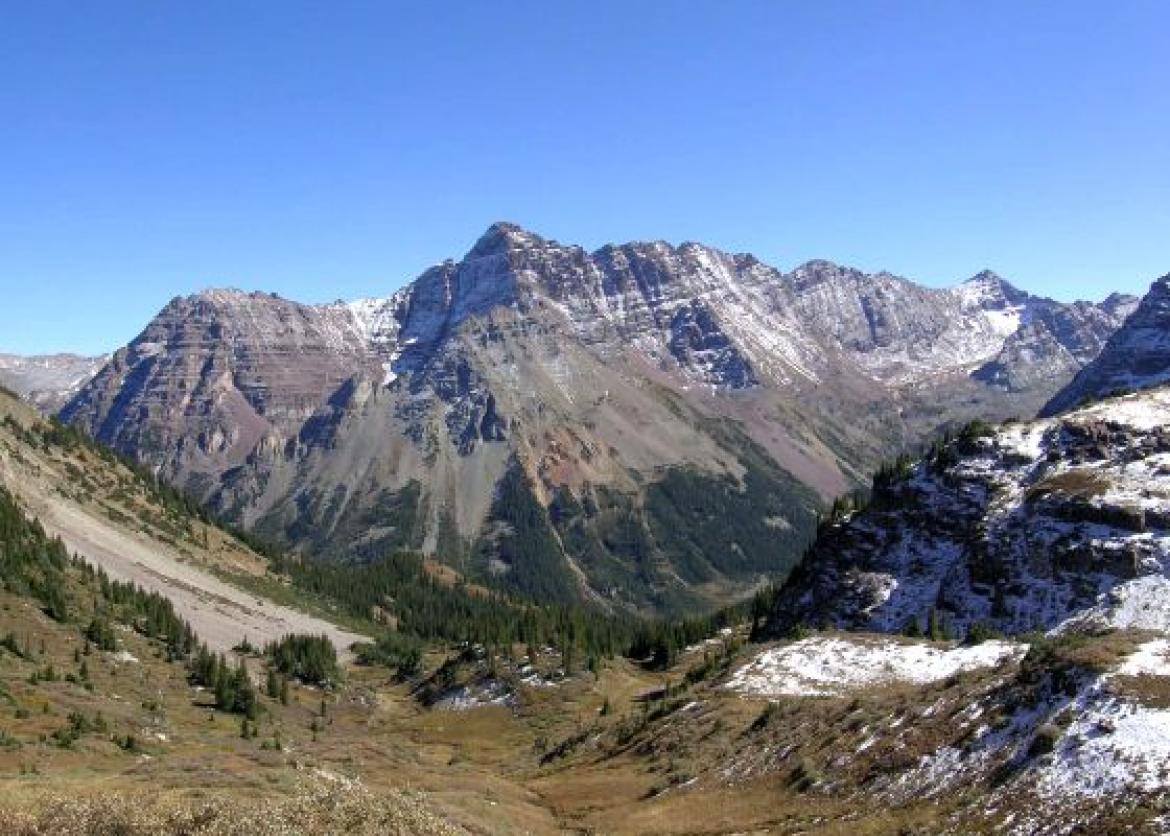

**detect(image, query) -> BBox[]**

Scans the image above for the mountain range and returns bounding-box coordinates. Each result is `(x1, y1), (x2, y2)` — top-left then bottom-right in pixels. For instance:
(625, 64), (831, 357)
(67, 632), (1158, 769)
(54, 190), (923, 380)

(0, 352), (108, 412)
(4, 227), (1170, 832)
(767, 271), (1170, 639)
(9, 223), (1138, 614)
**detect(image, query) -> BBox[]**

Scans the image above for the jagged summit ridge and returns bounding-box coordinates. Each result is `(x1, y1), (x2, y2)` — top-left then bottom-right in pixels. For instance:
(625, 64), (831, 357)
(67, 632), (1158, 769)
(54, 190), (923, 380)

(57, 223), (1137, 614)
(152, 224), (1129, 394)
(465, 220), (548, 259)
(1043, 274), (1170, 415)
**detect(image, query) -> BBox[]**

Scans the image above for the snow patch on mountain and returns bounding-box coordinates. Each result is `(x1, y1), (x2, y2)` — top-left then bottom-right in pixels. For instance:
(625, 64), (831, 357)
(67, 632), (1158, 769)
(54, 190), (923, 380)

(1027, 639), (1170, 801)
(1033, 695), (1170, 799)
(1063, 575), (1170, 635)
(1116, 637), (1170, 677)
(345, 295), (404, 347)
(724, 635), (1025, 698)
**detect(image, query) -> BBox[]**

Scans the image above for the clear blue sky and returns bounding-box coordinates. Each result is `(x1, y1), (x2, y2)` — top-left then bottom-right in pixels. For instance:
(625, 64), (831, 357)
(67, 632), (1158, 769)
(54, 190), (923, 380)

(2, 1), (1167, 355)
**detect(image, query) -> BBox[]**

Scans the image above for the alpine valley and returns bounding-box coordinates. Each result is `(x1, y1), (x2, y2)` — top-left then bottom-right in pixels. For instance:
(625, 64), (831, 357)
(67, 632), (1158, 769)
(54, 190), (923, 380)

(51, 223), (1136, 616)
(4, 227), (1170, 833)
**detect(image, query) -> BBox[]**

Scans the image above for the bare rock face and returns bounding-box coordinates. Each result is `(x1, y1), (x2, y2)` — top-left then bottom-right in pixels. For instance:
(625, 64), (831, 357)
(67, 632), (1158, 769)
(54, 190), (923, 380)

(59, 223), (1134, 614)
(61, 290), (385, 495)
(1042, 275), (1170, 416)
(0, 353), (108, 413)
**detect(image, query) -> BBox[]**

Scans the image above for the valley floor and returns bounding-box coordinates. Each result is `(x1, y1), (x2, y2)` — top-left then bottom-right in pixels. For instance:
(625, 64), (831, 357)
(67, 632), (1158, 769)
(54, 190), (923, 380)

(4, 591), (1170, 834)
(3, 396), (1169, 833)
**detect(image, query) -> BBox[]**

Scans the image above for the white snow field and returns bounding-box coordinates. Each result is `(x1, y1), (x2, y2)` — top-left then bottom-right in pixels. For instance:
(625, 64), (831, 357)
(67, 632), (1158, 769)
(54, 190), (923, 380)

(724, 635), (1026, 698)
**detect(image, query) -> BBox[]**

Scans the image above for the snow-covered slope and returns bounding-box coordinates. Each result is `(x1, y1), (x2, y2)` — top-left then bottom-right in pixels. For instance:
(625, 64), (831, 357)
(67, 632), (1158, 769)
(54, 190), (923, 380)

(717, 629), (1170, 831)
(769, 385), (1170, 639)
(725, 635), (1025, 697)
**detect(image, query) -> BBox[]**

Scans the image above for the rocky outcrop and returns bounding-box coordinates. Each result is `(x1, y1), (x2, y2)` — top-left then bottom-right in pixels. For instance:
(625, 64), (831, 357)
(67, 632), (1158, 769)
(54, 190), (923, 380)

(767, 386), (1170, 638)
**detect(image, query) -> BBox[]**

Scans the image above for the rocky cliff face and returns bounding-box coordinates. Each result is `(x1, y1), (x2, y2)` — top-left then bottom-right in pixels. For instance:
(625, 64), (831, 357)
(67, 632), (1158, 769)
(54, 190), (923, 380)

(1042, 275), (1170, 416)
(767, 385), (1170, 638)
(0, 353), (108, 413)
(60, 223), (1134, 614)
(61, 290), (385, 496)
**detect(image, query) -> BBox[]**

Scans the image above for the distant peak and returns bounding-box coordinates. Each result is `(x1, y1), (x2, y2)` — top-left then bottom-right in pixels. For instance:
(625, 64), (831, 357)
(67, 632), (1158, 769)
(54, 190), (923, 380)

(961, 270), (1023, 295)
(790, 258), (851, 277)
(160, 288), (289, 316)
(789, 259), (883, 286)
(466, 221), (544, 259)
(1126, 273), (1170, 321)
(191, 287), (262, 302)
(487, 220), (525, 235)
(965, 269), (1005, 285)
(959, 270), (1031, 307)
(1101, 290), (1140, 314)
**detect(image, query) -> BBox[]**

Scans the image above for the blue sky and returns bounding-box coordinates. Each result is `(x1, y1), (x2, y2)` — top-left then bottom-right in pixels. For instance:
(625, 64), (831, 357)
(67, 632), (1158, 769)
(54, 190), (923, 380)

(2, 1), (1167, 355)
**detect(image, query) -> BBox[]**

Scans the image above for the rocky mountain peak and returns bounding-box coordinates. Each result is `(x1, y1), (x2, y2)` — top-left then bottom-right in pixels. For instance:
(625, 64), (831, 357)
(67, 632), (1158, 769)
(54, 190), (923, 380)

(1101, 290), (1142, 317)
(786, 259), (868, 294)
(957, 270), (1034, 310)
(465, 221), (546, 260)
(1042, 273), (1170, 416)
(177, 287), (281, 310)
(194, 286), (265, 301)
(57, 224), (1142, 616)
(1126, 273), (1170, 324)
(963, 269), (1013, 289)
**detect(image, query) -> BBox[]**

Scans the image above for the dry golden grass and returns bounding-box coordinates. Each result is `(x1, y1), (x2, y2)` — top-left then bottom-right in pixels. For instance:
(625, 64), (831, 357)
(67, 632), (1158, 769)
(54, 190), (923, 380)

(0, 587), (574, 834)
(1023, 629), (1154, 677)
(1110, 673), (1170, 709)
(5, 601), (1169, 834)
(2, 777), (466, 836)
(1026, 468), (1111, 501)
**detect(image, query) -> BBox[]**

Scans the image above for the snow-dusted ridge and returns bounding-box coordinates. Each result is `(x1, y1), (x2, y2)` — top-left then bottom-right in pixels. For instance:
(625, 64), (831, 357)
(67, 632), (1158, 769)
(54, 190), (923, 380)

(750, 379), (1170, 826)
(55, 222), (1139, 614)
(161, 226), (1132, 394)
(1044, 273), (1170, 415)
(771, 383), (1170, 640)
(719, 629), (1170, 826)
(0, 352), (110, 413)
